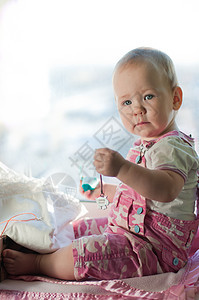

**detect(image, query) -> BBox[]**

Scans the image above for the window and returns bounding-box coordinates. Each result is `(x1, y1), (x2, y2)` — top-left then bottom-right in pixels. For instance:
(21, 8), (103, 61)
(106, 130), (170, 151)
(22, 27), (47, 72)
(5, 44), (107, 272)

(0, 0), (198, 193)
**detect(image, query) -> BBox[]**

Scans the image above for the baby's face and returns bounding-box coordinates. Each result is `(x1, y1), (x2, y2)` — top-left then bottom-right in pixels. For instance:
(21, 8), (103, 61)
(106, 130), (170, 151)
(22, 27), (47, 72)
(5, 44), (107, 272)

(113, 62), (178, 141)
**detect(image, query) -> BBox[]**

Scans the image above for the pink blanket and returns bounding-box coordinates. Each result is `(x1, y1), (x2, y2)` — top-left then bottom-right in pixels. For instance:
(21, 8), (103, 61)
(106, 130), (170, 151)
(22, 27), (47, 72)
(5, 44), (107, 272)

(0, 249), (199, 299)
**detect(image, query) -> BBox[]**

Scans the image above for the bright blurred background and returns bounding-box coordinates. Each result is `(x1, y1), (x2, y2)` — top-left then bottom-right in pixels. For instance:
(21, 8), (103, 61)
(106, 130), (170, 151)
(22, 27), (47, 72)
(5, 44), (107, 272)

(0, 0), (198, 194)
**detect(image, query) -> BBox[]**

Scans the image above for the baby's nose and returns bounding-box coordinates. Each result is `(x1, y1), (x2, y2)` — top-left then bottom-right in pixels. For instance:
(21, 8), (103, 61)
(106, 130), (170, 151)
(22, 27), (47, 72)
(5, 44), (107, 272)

(132, 102), (146, 115)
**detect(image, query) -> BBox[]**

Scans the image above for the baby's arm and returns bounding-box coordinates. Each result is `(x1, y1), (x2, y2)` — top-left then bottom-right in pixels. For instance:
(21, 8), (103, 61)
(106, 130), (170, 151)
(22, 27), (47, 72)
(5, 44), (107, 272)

(79, 180), (116, 203)
(94, 148), (184, 203)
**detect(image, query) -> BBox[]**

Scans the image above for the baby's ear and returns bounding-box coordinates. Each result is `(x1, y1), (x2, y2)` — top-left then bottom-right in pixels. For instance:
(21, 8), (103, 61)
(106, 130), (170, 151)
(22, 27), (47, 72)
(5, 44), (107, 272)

(173, 86), (183, 110)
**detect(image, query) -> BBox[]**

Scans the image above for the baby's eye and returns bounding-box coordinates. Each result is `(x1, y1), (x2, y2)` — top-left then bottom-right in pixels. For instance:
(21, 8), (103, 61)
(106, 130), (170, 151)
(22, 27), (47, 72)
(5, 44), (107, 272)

(123, 100), (132, 106)
(144, 94), (154, 100)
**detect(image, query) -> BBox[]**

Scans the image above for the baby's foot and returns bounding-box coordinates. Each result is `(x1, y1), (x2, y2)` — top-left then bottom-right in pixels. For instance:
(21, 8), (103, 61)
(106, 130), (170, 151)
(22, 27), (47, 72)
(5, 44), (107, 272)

(2, 249), (39, 276)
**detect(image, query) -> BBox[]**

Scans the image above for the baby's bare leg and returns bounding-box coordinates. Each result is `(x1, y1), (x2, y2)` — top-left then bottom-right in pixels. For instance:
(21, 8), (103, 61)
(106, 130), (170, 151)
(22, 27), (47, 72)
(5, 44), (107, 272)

(3, 244), (75, 280)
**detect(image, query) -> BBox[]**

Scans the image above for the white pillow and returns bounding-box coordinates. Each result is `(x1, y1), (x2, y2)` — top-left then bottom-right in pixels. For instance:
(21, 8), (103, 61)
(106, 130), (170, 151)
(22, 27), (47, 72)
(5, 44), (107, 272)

(0, 161), (85, 253)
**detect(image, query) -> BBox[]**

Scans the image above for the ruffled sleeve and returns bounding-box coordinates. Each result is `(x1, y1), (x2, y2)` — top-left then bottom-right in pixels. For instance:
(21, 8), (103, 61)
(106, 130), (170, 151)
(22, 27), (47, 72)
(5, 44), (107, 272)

(145, 136), (199, 181)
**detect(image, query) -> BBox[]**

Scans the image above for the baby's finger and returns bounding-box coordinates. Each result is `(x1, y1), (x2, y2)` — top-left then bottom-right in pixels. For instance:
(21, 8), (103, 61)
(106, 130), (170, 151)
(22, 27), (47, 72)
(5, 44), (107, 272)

(94, 148), (110, 162)
(94, 153), (103, 163)
(95, 148), (110, 155)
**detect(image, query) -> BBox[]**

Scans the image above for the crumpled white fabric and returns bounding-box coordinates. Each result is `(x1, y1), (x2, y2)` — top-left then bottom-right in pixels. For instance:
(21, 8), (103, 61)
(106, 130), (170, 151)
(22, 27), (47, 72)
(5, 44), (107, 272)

(0, 161), (86, 253)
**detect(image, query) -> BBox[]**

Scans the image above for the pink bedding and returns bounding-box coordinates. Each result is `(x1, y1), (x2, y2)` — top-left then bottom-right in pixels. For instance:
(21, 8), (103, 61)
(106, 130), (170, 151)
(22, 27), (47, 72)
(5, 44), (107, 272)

(0, 249), (199, 299)
(0, 224), (198, 299)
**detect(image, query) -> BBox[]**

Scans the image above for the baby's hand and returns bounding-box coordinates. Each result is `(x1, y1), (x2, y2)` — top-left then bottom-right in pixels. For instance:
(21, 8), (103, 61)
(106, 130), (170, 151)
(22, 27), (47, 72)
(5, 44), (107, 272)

(94, 148), (125, 177)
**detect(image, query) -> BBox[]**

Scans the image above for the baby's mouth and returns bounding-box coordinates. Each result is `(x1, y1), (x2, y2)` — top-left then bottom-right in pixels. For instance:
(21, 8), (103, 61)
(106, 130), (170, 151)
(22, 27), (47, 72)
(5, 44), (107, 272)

(134, 121), (150, 128)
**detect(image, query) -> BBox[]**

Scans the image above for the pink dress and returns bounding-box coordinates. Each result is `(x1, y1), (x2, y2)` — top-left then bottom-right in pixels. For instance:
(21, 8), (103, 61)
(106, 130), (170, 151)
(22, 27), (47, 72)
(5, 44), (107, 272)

(72, 131), (199, 280)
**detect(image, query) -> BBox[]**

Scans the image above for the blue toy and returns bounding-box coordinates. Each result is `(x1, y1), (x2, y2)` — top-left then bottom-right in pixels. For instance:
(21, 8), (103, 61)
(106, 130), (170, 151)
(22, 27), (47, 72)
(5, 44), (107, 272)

(81, 177), (99, 192)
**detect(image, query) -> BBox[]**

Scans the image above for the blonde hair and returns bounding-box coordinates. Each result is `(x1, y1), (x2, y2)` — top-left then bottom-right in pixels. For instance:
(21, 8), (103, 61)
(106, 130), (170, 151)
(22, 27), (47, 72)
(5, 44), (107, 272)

(114, 47), (178, 90)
